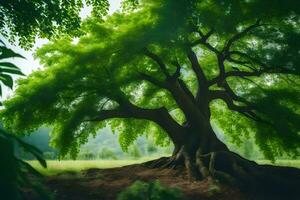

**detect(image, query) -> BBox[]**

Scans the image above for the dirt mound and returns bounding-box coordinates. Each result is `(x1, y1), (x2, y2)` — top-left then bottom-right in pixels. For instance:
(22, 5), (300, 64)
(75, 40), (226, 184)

(23, 163), (298, 200)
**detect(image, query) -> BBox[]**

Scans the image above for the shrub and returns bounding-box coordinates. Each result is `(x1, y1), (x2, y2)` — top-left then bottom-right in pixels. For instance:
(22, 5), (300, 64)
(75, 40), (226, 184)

(98, 147), (117, 160)
(117, 180), (183, 200)
(128, 145), (141, 159)
(147, 143), (157, 154)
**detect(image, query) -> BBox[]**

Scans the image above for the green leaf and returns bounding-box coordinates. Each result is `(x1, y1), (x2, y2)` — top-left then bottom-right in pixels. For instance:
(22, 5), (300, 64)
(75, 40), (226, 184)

(14, 136), (47, 168)
(0, 46), (25, 59)
(0, 68), (24, 76)
(18, 159), (43, 178)
(0, 74), (13, 89)
(0, 62), (23, 70)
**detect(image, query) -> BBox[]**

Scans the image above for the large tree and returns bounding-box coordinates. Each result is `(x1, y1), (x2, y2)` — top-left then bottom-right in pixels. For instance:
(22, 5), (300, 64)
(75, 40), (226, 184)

(2, 0), (300, 192)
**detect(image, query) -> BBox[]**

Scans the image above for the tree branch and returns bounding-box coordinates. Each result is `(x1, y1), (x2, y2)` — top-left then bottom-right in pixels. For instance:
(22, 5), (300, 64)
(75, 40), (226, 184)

(209, 90), (269, 123)
(138, 72), (167, 89)
(144, 48), (170, 78)
(199, 20), (262, 86)
(209, 90), (250, 112)
(143, 49), (199, 115)
(208, 60), (293, 86)
(177, 79), (195, 101)
(186, 47), (210, 104)
(85, 104), (186, 144)
(222, 20), (261, 54)
(170, 60), (181, 80)
(187, 47), (208, 87)
(229, 50), (268, 68)
(191, 29), (220, 55)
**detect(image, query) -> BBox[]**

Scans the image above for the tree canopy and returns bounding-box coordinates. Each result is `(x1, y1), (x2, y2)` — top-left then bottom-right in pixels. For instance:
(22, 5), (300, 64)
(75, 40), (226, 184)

(0, 0), (109, 48)
(1, 0), (300, 160)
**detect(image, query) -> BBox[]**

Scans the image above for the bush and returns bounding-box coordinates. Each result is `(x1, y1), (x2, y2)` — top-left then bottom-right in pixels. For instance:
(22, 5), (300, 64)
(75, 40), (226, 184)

(98, 147), (117, 160)
(128, 145), (141, 159)
(117, 180), (183, 200)
(147, 143), (157, 154)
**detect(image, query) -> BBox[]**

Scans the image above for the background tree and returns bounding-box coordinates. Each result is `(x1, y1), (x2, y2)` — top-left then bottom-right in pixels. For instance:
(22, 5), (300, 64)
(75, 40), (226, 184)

(2, 0), (300, 193)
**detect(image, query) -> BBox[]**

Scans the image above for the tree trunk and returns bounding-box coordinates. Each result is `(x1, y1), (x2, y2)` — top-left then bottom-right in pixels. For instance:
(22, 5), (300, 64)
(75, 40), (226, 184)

(144, 120), (300, 197)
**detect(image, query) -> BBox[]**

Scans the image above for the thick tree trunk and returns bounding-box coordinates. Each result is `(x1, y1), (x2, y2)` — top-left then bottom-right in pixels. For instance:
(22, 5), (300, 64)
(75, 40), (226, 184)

(144, 121), (300, 197)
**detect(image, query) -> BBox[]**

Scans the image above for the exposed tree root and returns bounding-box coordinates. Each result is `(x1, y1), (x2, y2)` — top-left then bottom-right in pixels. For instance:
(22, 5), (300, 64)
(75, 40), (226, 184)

(144, 150), (300, 198)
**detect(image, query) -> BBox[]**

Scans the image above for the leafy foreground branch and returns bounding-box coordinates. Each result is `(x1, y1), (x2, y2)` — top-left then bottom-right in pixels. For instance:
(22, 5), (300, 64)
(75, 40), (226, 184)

(1, 0), (300, 197)
(0, 40), (49, 199)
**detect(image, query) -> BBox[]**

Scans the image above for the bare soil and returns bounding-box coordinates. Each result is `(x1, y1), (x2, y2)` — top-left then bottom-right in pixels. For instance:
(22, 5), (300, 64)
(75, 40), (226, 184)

(23, 163), (299, 200)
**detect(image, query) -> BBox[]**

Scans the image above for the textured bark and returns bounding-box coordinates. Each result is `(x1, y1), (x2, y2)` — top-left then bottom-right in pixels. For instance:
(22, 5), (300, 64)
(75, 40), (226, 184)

(144, 122), (300, 197)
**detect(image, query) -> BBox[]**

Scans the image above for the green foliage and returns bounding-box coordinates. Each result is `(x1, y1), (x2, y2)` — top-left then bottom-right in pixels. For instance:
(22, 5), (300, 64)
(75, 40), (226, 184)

(0, 126), (50, 200)
(147, 142), (158, 153)
(0, 0), (109, 48)
(98, 147), (117, 159)
(211, 75), (300, 160)
(117, 180), (183, 200)
(0, 40), (24, 94)
(1, 0), (300, 160)
(128, 144), (141, 158)
(0, 41), (48, 200)
(17, 128), (172, 160)
(121, 0), (140, 12)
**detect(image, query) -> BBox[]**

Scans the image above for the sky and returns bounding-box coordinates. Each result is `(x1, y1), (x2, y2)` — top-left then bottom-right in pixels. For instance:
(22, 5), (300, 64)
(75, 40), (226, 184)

(0, 0), (122, 99)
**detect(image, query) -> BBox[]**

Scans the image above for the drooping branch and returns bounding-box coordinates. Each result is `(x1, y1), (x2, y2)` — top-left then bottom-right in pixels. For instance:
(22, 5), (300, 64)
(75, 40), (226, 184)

(226, 56), (258, 71)
(83, 83), (187, 145)
(209, 89), (274, 125)
(209, 90), (261, 121)
(209, 90), (250, 112)
(85, 102), (186, 145)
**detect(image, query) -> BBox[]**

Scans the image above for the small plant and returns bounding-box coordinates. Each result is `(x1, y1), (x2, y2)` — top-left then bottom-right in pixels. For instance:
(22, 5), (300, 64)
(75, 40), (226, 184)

(117, 180), (183, 200)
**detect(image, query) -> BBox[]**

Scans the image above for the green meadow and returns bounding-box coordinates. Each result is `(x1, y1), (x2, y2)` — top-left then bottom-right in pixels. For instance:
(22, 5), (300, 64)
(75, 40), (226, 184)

(28, 158), (157, 176)
(28, 159), (300, 176)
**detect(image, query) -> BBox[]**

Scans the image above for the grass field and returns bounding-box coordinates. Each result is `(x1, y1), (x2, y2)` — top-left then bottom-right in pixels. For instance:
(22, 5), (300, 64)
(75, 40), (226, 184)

(28, 158), (300, 176)
(256, 160), (300, 168)
(28, 157), (157, 176)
